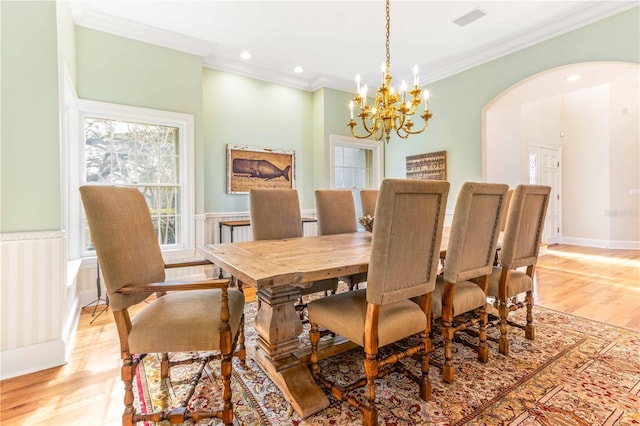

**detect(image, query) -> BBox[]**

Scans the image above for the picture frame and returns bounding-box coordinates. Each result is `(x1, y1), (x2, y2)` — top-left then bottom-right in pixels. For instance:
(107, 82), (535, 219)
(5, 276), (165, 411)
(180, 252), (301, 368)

(406, 150), (447, 181)
(227, 144), (295, 194)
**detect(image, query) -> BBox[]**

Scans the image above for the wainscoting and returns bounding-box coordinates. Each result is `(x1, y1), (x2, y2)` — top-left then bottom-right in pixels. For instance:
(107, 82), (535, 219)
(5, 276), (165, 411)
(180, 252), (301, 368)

(1, 208), (454, 380)
(0, 231), (76, 380)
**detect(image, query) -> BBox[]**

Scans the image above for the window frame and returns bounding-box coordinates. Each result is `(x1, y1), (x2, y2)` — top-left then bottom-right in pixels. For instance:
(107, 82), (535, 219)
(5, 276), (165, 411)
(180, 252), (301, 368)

(328, 134), (384, 190)
(74, 100), (195, 260)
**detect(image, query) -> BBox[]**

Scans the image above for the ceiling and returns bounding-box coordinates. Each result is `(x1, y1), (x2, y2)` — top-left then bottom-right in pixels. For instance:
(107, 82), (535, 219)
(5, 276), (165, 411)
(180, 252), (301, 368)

(69, 1), (637, 92)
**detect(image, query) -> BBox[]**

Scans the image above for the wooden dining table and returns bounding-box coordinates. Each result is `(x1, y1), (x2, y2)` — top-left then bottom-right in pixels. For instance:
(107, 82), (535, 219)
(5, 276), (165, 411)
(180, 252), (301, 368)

(199, 230), (453, 418)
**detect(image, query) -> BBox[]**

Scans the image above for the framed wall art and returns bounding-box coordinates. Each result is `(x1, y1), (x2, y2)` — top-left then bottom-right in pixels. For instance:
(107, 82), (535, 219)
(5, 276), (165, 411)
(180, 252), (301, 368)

(227, 144), (295, 194)
(406, 150), (447, 181)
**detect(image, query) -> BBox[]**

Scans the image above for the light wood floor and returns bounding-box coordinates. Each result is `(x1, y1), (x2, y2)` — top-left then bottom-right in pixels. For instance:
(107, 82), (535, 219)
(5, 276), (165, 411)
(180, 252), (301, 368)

(1, 244), (638, 425)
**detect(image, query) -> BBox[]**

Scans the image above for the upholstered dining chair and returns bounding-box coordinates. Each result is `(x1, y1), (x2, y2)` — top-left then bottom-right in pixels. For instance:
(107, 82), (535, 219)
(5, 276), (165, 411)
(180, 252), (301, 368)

(249, 189), (338, 314)
(487, 184), (551, 355)
(308, 179), (450, 426)
(359, 189), (379, 218)
(315, 189), (367, 290)
(432, 181), (508, 384)
(80, 185), (245, 426)
(494, 188), (514, 265)
(500, 189), (514, 232)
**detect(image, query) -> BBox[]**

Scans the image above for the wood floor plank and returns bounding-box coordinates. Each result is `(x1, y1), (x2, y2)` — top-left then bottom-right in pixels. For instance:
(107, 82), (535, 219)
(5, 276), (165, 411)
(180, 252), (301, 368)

(1, 246), (638, 425)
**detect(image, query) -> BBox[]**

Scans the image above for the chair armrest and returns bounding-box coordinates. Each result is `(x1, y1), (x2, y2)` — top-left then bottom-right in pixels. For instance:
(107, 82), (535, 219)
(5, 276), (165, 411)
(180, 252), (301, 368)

(117, 278), (230, 294)
(164, 259), (213, 269)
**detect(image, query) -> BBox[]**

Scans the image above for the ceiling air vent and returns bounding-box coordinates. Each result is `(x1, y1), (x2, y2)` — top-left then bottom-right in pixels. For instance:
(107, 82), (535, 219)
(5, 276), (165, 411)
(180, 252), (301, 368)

(453, 8), (487, 27)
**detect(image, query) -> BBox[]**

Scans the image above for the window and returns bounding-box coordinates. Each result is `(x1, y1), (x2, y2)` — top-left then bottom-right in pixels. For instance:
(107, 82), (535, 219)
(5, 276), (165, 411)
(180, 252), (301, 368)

(76, 100), (194, 258)
(329, 135), (383, 219)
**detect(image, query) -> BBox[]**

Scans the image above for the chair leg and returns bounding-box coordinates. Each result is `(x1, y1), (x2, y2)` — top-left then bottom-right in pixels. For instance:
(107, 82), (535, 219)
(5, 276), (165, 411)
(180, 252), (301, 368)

(362, 351), (379, 426)
(221, 352), (233, 425)
(237, 314), (247, 366)
(441, 320), (455, 384)
(121, 356), (135, 426)
(161, 353), (170, 379)
(498, 301), (510, 355)
(477, 305), (489, 363)
(419, 330), (432, 401)
(525, 290), (535, 340)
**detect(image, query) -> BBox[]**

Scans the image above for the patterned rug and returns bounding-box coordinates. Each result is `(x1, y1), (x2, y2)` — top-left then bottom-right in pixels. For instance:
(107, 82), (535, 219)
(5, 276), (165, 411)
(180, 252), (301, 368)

(134, 301), (640, 425)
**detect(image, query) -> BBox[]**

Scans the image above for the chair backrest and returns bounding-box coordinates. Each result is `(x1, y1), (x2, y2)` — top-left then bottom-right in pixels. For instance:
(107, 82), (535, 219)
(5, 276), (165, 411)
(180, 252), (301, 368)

(499, 189), (514, 231)
(79, 185), (165, 311)
(315, 189), (357, 235)
(443, 182), (509, 284)
(360, 189), (379, 218)
(366, 179), (449, 305)
(249, 188), (302, 240)
(499, 184), (551, 269)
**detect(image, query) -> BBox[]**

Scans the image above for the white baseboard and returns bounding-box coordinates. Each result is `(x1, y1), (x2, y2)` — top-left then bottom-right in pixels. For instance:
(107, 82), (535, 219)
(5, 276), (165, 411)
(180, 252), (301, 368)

(561, 236), (640, 250)
(1, 339), (67, 380)
(61, 297), (81, 364)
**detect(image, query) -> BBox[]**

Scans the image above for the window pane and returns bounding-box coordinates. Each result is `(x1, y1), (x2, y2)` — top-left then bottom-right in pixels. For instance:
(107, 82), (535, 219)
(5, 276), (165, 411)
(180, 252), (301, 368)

(354, 168), (365, 188)
(343, 147), (354, 167)
(335, 146), (344, 166)
(143, 186), (179, 245)
(83, 115), (182, 250)
(335, 167), (344, 187)
(354, 148), (365, 168)
(343, 167), (354, 188)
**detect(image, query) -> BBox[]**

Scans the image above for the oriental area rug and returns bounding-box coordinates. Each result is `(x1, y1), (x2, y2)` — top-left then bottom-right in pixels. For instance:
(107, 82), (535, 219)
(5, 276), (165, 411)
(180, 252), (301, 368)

(134, 302), (640, 425)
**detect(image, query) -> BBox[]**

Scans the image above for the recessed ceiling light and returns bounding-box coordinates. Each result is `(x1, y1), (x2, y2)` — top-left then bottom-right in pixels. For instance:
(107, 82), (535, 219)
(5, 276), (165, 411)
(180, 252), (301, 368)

(240, 51), (252, 60)
(565, 74), (582, 82)
(293, 66), (304, 74)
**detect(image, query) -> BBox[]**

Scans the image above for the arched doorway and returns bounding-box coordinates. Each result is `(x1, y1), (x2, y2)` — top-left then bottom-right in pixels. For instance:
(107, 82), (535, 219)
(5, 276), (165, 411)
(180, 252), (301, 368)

(483, 61), (639, 248)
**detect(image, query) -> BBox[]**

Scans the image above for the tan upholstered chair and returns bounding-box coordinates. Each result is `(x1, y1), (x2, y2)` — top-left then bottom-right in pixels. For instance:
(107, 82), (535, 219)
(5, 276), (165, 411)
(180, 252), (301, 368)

(80, 186), (245, 426)
(494, 188), (514, 265)
(308, 179), (450, 426)
(500, 189), (514, 232)
(432, 182), (508, 384)
(315, 189), (367, 290)
(359, 189), (379, 218)
(249, 189), (338, 311)
(488, 184), (551, 355)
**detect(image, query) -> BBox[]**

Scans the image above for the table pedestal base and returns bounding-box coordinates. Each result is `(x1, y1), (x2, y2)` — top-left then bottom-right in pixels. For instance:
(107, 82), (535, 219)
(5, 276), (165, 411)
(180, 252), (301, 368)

(251, 348), (330, 417)
(250, 285), (357, 418)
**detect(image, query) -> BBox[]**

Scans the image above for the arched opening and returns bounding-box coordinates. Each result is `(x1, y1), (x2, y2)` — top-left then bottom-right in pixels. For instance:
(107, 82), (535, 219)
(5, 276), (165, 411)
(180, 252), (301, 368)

(483, 62), (639, 249)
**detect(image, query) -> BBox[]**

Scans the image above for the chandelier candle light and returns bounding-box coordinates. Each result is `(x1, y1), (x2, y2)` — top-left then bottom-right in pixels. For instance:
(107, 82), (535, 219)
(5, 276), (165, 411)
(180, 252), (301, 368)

(348, 0), (433, 143)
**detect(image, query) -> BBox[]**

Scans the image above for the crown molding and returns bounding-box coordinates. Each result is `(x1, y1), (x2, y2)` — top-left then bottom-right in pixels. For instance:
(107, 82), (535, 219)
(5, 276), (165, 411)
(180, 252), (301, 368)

(74, 9), (216, 58)
(422, 1), (638, 85)
(71, 2), (638, 91)
(202, 55), (313, 91)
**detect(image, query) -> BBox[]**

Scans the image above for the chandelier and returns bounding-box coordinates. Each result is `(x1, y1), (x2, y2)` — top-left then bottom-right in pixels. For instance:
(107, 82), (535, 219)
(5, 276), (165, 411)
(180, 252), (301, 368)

(348, 0), (432, 143)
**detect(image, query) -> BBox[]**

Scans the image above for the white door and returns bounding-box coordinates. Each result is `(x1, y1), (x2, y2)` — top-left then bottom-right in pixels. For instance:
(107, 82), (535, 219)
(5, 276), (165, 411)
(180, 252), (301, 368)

(529, 146), (561, 244)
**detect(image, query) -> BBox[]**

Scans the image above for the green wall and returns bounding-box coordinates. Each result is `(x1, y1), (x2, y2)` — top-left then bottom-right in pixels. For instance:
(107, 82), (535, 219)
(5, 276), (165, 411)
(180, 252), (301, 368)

(2, 4), (637, 232)
(1, 1), (61, 232)
(75, 27), (206, 212)
(384, 6), (640, 203)
(311, 87), (358, 191)
(202, 69), (315, 211)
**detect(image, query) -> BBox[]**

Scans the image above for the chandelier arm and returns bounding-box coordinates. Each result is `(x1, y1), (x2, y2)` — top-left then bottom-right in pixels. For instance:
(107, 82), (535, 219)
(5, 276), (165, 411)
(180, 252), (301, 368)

(398, 113), (432, 136)
(360, 114), (377, 136)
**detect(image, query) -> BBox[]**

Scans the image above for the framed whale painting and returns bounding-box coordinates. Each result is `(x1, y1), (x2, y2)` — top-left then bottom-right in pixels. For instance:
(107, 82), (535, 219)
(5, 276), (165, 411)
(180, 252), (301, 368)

(227, 144), (295, 194)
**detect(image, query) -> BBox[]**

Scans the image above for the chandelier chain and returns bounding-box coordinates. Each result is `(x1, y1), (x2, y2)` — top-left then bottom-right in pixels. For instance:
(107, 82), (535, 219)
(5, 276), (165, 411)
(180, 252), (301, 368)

(347, 0), (432, 142)
(385, 0), (390, 67)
